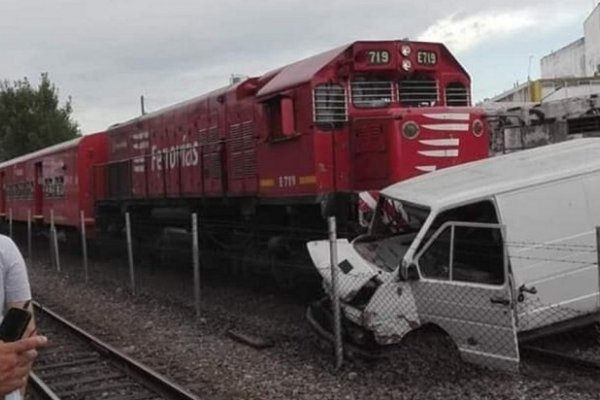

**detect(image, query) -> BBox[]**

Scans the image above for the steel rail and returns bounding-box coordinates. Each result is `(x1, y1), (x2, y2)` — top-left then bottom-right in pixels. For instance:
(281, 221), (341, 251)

(28, 371), (61, 400)
(521, 344), (600, 372)
(33, 301), (200, 400)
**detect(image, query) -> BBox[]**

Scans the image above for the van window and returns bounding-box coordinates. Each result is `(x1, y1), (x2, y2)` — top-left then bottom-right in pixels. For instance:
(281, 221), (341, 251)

(418, 201), (498, 252)
(419, 228), (451, 280)
(418, 201), (505, 285)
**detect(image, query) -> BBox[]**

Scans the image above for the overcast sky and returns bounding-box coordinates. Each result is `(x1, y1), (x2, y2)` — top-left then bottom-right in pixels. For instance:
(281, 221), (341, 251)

(0, 0), (596, 133)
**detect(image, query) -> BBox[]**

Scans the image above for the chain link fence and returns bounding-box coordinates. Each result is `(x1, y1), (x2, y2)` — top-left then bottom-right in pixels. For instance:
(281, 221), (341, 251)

(4, 208), (326, 320)
(314, 217), (600, 371)
(5, 203), (599, 372)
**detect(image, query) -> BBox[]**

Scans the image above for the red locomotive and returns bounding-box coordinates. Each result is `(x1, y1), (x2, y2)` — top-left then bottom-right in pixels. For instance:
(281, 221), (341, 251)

(0, 40), (489, 277)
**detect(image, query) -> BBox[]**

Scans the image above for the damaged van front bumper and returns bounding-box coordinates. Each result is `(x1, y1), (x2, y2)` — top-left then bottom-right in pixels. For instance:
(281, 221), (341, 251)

(306, 298), (384, 359)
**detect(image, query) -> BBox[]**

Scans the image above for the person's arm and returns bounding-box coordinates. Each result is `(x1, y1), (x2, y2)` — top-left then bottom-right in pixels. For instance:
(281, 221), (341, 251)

(2, 236), (35, 397)
(0, 335), (47, 395)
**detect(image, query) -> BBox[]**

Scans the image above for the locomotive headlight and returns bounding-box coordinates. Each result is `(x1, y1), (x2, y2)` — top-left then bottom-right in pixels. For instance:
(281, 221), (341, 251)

(402, 121), (420, 139)
(472, 119), (484, 137)
(401, 45), (412, 57)
(401, 59), (412, 71)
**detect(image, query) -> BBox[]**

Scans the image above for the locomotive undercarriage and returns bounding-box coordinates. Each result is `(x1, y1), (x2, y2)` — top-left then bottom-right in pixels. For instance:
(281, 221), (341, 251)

(94, 193), (359, 286)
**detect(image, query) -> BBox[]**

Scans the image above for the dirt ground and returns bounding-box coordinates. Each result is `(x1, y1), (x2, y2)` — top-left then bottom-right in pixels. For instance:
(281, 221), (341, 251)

(26, 248), (600, 400)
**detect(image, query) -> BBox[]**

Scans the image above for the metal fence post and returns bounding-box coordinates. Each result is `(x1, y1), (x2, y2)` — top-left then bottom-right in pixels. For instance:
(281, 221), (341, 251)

(192, 213), (201, 318)
(50, 209), (60, 272)
(596, 226), (600, 296)
(27, 209), (32, 261)
(80, 210), (89, 283)
(125, 212), (136, 295)
(8, 208), (12, 238)
(328, 216), (343, 369)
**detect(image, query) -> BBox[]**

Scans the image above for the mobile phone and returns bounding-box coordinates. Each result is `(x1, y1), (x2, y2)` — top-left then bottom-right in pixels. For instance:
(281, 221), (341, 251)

(0, 308), (32, 342)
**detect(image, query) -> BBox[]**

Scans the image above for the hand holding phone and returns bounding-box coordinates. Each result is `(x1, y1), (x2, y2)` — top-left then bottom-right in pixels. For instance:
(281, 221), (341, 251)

(0, 308), (32, 343)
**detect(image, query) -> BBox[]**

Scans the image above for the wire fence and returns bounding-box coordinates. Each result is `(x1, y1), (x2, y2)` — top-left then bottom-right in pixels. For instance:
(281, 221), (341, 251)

(3, 210), (599, 372)
(3, 208), (327, 316)
(317, 221), (600, 371)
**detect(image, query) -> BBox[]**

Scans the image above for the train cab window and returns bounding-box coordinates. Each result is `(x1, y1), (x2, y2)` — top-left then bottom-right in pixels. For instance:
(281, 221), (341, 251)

(445, 82), (469, 106)
(398, 75), (438, 107)
(44, 178), (53, 198)
(55, 176), (65, 197)
(351, 76), (394, 108)
(313, 84), (348, 129)
(264, 96), (296, 139)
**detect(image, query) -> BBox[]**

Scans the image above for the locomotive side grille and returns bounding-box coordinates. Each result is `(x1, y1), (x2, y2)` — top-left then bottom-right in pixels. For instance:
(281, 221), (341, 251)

(242, 122), (254, 150)
(209, 154), (222, 179)
(230, 123), (243, 180)
(230, 121), (256, 180)
(198, 129), (208, 144)
(244, 152), (256, 177)
(230, 123), (243, 152)
(445, 82), (470, 106)
(313, 84), (348, 124)
(208, 126), (220, 145)
(398, 78), (438, 107)
(242, 121), (256, 177)
(204, 126), (221, 179)
(231, 153), (244, 179)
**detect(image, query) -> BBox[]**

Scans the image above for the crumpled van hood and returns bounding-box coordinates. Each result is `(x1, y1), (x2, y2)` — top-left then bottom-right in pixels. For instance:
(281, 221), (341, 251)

(306, 239), (380, 302)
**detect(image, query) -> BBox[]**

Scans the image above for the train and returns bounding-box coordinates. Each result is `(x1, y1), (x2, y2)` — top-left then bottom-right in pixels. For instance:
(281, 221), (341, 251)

(0, 40), (489, 279)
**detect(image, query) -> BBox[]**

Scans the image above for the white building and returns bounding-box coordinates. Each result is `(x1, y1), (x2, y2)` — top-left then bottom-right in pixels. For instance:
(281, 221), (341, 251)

(483, 4), (600, 154)
(487, 3), (600, 104)
(541, 3), (600, 78)
(540, 38), (585, 78)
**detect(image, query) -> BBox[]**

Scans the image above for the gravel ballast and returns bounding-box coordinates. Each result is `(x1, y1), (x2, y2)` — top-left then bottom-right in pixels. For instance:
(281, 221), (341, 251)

(27, 256), (600, 400)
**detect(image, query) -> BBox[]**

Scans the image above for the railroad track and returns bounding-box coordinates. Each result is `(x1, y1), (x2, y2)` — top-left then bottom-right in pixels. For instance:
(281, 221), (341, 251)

(29, 302), (200, 400)
(522, 344), (600, 373)
(521, 324), (600, 374)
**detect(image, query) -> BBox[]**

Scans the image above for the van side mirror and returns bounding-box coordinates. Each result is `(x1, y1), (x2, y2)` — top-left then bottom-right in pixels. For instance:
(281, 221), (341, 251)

(400, 263), (420, 281)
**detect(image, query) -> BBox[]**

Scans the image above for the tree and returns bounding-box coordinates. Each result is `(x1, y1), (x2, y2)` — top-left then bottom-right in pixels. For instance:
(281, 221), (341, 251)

(0, 73), (80, 161)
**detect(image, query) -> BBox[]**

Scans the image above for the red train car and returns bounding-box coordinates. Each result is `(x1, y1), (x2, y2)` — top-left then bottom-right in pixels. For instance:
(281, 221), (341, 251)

(0, 133), (108, 235)
(93, 40), (489, 272)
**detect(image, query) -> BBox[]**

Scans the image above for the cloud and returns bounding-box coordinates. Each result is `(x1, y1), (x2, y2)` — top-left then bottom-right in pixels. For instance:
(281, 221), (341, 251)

(417, 10), (537, 53)
(0, 0), (593, 132)
(417, 3), (589, 54)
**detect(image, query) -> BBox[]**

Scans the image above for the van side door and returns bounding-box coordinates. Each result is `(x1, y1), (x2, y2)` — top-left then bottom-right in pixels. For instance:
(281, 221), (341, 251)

(412, 221), (519, 371)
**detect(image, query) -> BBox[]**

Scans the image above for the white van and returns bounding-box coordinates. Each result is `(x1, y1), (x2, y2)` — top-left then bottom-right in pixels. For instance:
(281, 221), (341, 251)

(307, 138), (600, 371)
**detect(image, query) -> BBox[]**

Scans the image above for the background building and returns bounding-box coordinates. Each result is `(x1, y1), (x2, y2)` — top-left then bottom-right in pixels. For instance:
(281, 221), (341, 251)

(488, 3), (600, 103)
(483, 3), (600, 154)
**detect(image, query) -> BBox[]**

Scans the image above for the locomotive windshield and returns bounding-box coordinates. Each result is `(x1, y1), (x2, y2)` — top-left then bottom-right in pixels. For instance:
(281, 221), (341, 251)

(398, 75), (438, 107)
(353, 197), (430, 272)
(349, 75), (442, 108)
(350, 76), (394, 108)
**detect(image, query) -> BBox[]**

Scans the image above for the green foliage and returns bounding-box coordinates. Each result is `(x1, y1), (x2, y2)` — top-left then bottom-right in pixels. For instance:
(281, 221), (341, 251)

(0, 73), (80, 161)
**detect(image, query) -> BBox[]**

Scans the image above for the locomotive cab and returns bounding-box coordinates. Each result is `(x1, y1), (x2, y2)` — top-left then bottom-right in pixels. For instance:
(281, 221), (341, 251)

(307, 41), (489, 227)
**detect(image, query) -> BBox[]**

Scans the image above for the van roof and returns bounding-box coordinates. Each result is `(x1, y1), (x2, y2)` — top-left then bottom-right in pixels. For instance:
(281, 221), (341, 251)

(381, 138), (600, 209)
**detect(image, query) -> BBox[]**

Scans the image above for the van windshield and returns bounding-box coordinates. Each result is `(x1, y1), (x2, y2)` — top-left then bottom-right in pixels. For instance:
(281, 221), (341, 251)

(353, 197), (430, 272)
